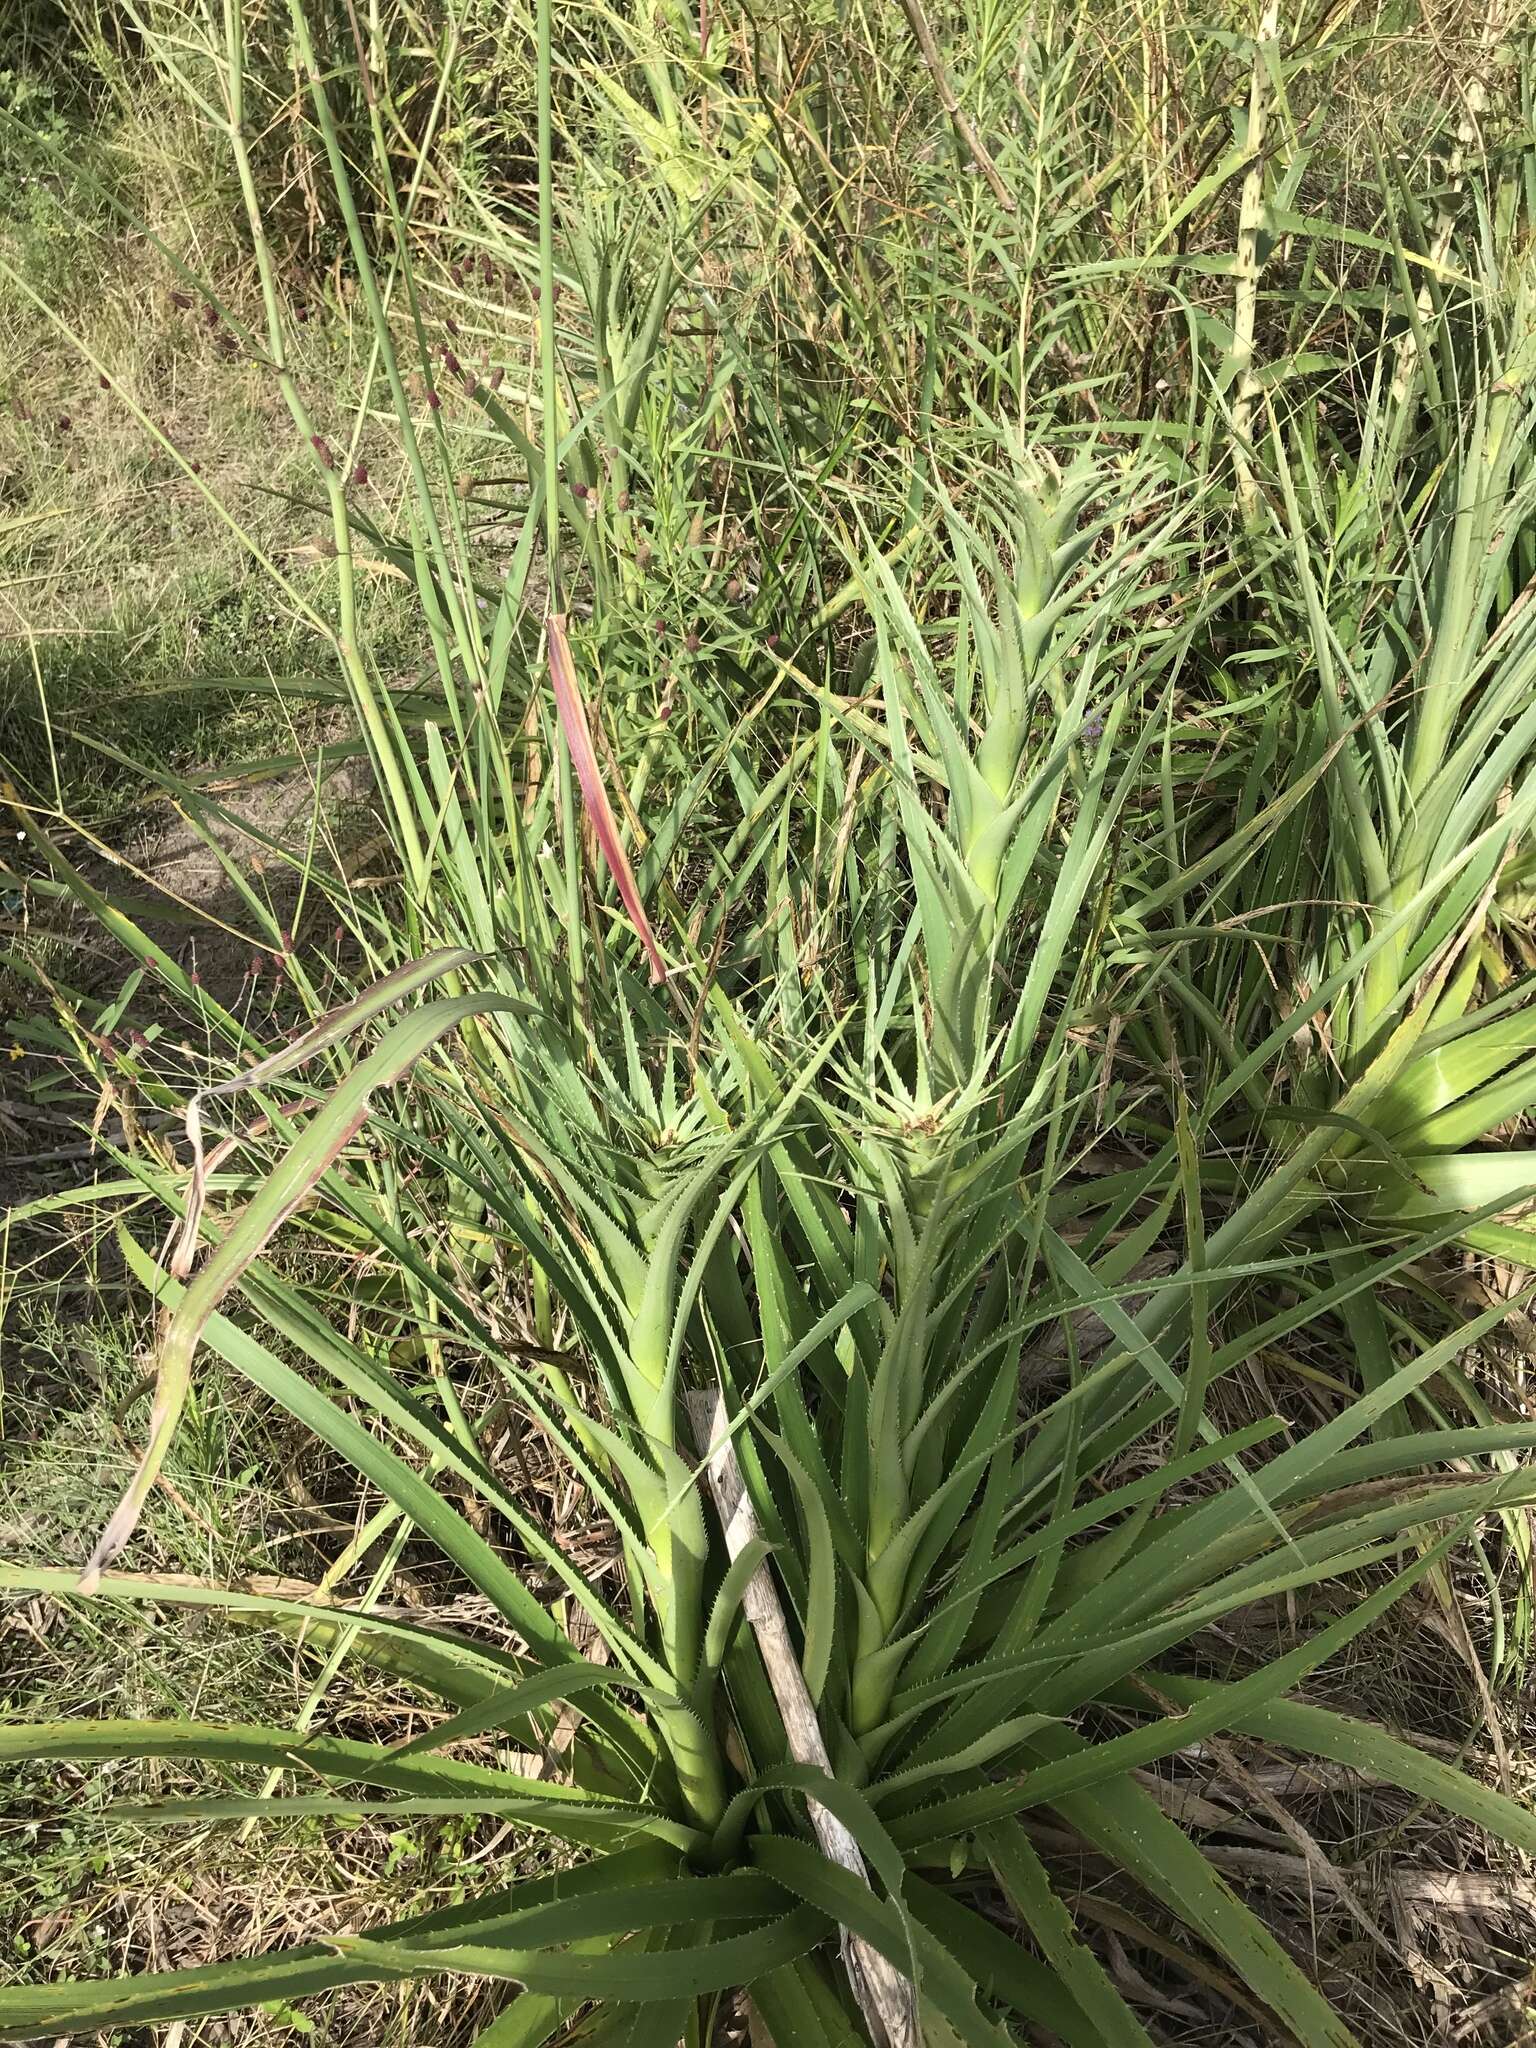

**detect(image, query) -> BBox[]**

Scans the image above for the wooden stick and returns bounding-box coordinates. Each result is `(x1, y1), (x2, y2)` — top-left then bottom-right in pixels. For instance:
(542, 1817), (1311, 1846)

(687, 1390), (918, 2048)
(896, 0), (1015, 214)
(1230, 0), (1281, 524)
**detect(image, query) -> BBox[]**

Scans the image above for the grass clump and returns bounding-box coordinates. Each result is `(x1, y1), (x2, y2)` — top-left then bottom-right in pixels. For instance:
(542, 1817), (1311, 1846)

(4, 0), (1536, 2044)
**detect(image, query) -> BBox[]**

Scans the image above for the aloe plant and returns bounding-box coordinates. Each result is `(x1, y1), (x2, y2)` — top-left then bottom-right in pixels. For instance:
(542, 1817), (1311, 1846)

(10, 454), (1536, 2040)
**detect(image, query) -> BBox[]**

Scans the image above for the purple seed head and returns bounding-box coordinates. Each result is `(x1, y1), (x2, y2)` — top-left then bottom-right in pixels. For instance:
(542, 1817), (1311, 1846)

(248, 954), (262, 978)
(446, 316), (459, 337)
(616, 488), (631, 512)
(333, 924), (344, 945)
(480, 255), (494, 285)
(766, 632), (780, 651)
(352, 461), (369, 487)
(685, 630), (701, 653)
(203, 303), (219, 329)
(450, 262), (464, 287)
(570, 480), (588, 501)
(58, 415), (72, 432)
(488, 367), (505, 393)
(654, 618), (667, 638)
(99, 374), (111, 390)
(189, 972), (201, 987)
(169, 289), (192, 311)
(311, 434), (334, 470)
(427, 389), (442, 411)
(462, 371), (477, 396)
(725, 577), (741, 601)
(190, 460), (202, 474)
(295, 302), (310, 323)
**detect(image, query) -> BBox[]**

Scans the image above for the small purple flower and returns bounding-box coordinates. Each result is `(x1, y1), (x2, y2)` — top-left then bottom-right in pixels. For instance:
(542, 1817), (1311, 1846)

(1081, 710), (1105, 744)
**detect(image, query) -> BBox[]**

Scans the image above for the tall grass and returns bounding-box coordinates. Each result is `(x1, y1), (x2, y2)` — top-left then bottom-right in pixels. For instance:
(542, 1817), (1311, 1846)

(4, 0), (1536, 2041)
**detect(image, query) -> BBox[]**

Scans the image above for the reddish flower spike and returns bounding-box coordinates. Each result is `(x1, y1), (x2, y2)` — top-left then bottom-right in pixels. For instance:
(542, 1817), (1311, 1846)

(546, 614), (666, 984)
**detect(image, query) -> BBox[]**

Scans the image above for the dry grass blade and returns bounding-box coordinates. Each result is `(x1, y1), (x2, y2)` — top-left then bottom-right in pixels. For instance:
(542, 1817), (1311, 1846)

(171, 948), (485, 1277)
(78, 984), (522, 1594)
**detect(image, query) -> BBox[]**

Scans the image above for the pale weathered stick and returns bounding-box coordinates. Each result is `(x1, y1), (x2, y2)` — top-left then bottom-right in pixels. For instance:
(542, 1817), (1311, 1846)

(1230, 0), (1281, 524)
(687, 1390), (918, 2048)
